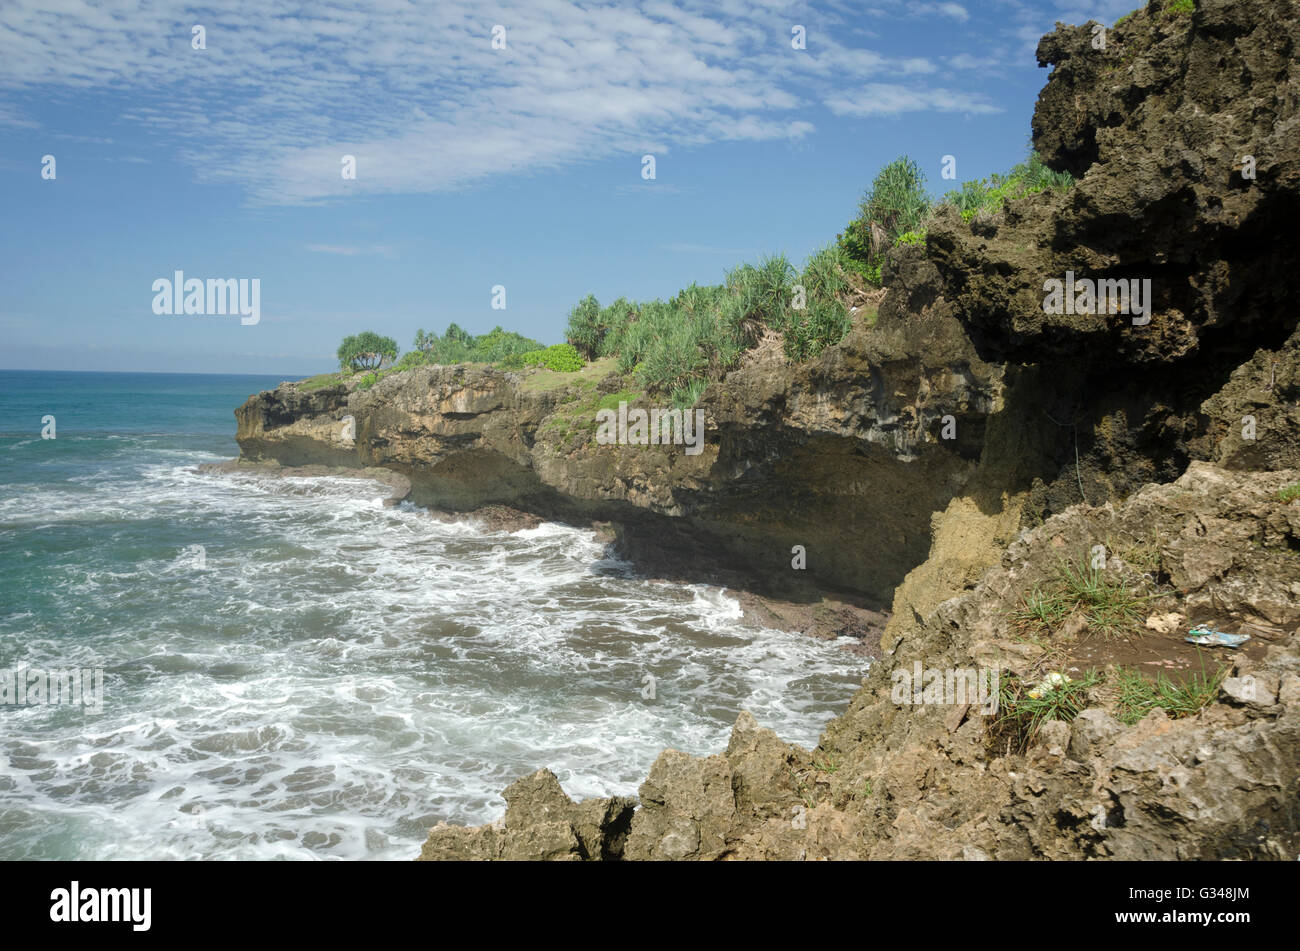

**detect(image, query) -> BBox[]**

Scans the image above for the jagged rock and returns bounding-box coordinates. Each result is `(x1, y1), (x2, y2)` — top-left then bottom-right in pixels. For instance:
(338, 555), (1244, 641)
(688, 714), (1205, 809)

(418, 464), (1300, 861)
(415, 768), (634, 862)
(1069, 708), (1125, 761)
(624, 749), (737, 861)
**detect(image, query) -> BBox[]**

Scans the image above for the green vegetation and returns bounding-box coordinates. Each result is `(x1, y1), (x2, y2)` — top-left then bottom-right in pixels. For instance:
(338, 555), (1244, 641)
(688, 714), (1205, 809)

(1278, 482), (1300, 503)
(406, 323), (543, 367)
(1164, 0), (1194, 14)
(812, 752), (840, 774)
(940, 151), (1074, 222)
(1015, 584), (1072, 635)
(1114, 660), (1225, 725)
(519, 357), (615, 395)
(838, 156), (930, 283)
(836, 150), (1071, 286)
(298, 371), (347, 392)
(997, 669), (1103, 750)
(501, 343), (584, 373)
(1057, 559), (1148, 637)
(337, 331), (398, 372)
(995, 657), (1226, 751)
(1012, 554), (1151, 639)
(563, 245), (854, 406)
(320, 150), (1074, 402)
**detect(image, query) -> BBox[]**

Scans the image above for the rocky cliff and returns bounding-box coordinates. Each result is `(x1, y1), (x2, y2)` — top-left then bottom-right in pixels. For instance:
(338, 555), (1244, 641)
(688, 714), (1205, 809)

(233, 0), (1300, 860)
(236, 293), (999, 610)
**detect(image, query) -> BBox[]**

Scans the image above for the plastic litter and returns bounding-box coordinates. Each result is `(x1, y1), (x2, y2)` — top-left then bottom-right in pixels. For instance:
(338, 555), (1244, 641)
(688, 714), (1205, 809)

(1185, 626), (1250, 648)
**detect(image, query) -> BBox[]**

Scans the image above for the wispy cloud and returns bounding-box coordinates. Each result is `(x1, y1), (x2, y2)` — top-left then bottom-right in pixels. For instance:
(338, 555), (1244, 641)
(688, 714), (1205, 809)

(0, 0), (1026, 204)
(0, 102), (36, 127)
(917, 3), (970, 22)
(824, 84), (1000, 117)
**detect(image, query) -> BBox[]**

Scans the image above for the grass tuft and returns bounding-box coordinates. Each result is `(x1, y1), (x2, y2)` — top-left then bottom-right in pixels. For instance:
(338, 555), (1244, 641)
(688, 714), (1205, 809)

(1009, 553), (1152, 640)
(1114, 657), (1225, 725)
(995, 669), (1102, 751)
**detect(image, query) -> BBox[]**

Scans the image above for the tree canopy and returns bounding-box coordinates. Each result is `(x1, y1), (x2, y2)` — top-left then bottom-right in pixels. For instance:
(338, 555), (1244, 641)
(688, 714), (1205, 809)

(337, 331), (398, 372)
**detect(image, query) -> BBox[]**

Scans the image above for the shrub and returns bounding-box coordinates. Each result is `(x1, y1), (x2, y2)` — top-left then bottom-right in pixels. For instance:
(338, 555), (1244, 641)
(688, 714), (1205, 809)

(565, 294), (604, 359)
(502, 343), (584, 372)
(406, 324), (543, 366)
(413, 328), (436, 353)
(474, 326), (545, 362)
(940, 151), (1073, 221)
(784, 297), (851, 361)
(598, 297), (640, 359)
(396, 350), (432, 370)
(801, 245), (849, 299)
(838, 156), (930, 283)
(638, 318), (705, 395)
(753, 254), (797, 332)
(337, 331), (399, 372)
(561, 244), (854, 397)
(443, 322), (472, 346)
(782, 245), (853, 360)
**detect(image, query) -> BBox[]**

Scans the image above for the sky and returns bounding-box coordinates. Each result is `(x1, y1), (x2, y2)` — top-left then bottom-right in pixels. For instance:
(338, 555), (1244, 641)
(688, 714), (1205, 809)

(0, 0), (1140, 376)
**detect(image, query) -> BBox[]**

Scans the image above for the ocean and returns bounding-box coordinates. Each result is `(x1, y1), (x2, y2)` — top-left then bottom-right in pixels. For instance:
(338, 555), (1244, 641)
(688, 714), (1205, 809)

(0, 370), (867, 860)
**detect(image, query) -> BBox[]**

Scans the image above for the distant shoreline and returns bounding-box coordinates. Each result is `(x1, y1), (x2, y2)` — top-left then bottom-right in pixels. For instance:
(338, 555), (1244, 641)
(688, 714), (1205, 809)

(0, 368), (320, 379)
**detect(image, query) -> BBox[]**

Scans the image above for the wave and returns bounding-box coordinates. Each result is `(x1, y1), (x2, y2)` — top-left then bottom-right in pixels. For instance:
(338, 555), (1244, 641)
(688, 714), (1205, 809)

(0, 455), (867, 859)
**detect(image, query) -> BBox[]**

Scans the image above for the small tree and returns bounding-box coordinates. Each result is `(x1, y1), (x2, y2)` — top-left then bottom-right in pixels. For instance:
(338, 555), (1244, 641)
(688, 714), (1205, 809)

(337, 331), (398, 372)
(443, 323), (472, 346)
(838, 156), (930, 284)
(413, 328), (436, 353)
(565, 294), (604, 359)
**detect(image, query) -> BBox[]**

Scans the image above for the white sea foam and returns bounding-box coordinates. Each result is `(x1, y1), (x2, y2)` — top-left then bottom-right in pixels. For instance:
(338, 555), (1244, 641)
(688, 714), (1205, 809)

(0, 458), (868, 860)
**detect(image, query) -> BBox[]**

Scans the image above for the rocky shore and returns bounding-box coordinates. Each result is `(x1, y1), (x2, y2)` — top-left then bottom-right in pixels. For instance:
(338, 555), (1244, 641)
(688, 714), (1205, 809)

(233, 0), (1300, 860)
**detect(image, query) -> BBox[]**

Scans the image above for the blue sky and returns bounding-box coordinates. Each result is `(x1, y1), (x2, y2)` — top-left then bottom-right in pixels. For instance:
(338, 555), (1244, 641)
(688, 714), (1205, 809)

(1, 0), (1138, 376)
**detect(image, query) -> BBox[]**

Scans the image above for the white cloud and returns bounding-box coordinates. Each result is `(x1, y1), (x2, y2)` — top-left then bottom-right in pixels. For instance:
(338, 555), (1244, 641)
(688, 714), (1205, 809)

(824, 84), (1000, 117)
(0, 102), (36, 127)
(919, 3), (971, 21)
(0, 0), (1009, 203)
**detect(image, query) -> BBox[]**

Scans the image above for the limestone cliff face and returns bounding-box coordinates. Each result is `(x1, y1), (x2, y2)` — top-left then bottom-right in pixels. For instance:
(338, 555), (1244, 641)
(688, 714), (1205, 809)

(421, 462), (1300, 861)
(234, 0), (1300, 860)
(237, 305), (1000, 606)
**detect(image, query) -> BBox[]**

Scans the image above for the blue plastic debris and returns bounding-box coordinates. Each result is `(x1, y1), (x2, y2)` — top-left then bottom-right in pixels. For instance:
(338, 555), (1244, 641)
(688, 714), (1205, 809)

(1185, 626), (1251, 648)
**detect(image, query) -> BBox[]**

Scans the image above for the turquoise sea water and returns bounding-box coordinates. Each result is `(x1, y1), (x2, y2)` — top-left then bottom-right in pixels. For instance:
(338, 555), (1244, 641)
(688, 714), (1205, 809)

(0, 370), (867, 860)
